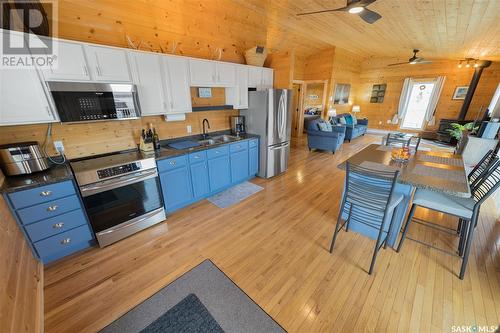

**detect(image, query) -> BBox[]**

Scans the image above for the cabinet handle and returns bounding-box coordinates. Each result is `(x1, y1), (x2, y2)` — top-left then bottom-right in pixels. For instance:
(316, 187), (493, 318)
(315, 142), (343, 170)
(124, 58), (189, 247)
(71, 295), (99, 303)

(47, 205), (58, 212)
(83, 65), (88, 76)
(193, 155), (200, 159)
(169, 160), (176, 165)
(40, 190), (52, 197)
(96, 66), (101, 76)
(52, 222), (64, 229)
(60, 238), (71, 245)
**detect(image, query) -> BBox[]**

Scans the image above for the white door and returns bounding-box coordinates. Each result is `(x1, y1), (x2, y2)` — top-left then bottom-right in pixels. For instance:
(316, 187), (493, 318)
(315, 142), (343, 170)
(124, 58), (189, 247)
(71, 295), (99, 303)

(164, 56), (192, 113)
(248, 66), (263, 88)
(129, 51), (167, 116)
(43, 39), (90, 81)
(0, 68), (57, 125)
(189, 59), (216, 86)
(85, 45), (131, 82)
(215, 62), (236, 87)
(262, 68), (273, 88)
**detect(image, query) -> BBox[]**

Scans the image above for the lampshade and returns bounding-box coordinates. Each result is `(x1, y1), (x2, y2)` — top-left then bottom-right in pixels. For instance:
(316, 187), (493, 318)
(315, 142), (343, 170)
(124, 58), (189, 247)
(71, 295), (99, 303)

(352, 105), (360, 113)
(328, 108), (337, 117)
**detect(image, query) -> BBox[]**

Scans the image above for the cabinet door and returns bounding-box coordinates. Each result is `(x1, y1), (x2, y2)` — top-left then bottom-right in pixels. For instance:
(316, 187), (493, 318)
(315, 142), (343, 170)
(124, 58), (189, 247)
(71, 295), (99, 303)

(248, 66), (263, 88)
(262, 68), (273, 88)
(190, 162), (210, 198)
(216, 62), (236, 87)
(44, 40), (90, 81)
(189, 59), (216, 86)
(236, 66), (249, 108)
(230, 150), (249, 183)
(129, 51), (167, 116)
(249, 146), (259, 176)
(85, 45), (131, 82)
(208, 156), (231, 192)
(163, 56), (192, 113)
(160, 167), (193, 212)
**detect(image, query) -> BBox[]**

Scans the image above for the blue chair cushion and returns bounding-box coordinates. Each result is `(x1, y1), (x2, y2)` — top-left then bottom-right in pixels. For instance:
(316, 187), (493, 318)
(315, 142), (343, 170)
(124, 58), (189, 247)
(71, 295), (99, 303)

(345, 114), (353, 125)
(412, 189), (474, 219)
(338, 117), (346, 125)
(318, 122), (333, 132)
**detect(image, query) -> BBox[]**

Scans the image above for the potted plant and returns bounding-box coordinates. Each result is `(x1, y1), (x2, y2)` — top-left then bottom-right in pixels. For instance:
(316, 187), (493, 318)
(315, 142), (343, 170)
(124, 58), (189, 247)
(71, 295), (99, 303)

(447, 122), (478, 154)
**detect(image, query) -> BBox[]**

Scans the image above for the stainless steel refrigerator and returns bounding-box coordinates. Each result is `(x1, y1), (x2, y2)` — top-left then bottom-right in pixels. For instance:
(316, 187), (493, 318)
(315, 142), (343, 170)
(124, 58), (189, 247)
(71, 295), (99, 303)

(241, 89), (292, 178)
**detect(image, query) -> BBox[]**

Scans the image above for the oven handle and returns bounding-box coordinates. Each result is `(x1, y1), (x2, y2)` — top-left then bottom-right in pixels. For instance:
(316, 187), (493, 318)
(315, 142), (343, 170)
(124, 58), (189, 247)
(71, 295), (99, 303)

(97, 208), (163, 235)
(80, 169), (159, 197)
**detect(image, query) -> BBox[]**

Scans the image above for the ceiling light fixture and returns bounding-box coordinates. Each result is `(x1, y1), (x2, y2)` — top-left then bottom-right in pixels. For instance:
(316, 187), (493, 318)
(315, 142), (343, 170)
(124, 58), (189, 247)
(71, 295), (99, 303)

(458, 61), (463, 68)
(473, 60), (479, 68)
(465, 60), (470, 68)
(348, 6), (364, 14)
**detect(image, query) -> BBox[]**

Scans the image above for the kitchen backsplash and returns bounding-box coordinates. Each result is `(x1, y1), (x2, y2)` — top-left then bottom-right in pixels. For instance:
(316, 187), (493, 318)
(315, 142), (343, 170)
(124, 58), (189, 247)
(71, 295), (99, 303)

(0, 109), (239, 159)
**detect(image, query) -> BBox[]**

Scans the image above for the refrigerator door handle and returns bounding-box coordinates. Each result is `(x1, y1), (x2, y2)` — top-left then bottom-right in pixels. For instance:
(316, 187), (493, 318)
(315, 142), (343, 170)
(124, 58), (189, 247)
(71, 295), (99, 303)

(281, 91), (287, 138)
(270, 142), (290, 150)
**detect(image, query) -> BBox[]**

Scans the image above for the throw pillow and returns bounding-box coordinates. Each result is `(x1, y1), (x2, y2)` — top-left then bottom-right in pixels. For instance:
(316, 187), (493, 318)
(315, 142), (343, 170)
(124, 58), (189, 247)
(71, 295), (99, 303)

(351, 113), (358, 125)
(339, 117), (347, 125)
(318, 122), (333, 132)
(345, 115), (353, 125)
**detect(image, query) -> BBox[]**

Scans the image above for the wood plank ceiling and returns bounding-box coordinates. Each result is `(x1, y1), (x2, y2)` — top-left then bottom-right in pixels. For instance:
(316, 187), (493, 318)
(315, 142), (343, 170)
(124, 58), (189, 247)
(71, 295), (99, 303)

(238, 0), (500, 61)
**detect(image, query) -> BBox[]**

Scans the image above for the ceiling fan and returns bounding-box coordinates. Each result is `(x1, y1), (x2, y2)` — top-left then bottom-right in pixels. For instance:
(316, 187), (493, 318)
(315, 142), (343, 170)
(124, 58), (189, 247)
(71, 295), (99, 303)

(296, 0), (382, 24)
(388, 49), (432, 66)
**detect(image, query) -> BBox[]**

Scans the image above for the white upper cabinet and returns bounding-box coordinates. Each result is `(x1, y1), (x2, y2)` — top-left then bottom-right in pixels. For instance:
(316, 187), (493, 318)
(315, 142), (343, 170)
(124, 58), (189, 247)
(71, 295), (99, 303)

(85, 45), (131, 82)
(43, 40), (90, 81)
(215, 62), (236, 87)
(262, 68), (273, 88)
(129, 51), (168, 116)
(189, 59), (216, 86)
(248, 66), (263, 88)
(0, 31), (57, 125)
(226, 65), (248, 109)
(163, 56), (192, 113)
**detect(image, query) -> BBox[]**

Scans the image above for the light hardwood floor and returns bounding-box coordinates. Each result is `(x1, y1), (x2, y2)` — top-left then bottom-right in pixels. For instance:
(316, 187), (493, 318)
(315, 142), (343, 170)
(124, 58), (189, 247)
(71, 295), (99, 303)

(44, 135), (500, 332)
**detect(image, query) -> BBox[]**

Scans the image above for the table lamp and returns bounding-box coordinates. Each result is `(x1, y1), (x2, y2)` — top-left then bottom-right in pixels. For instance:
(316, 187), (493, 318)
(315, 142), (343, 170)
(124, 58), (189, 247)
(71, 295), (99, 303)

(352, 105), (360, 113)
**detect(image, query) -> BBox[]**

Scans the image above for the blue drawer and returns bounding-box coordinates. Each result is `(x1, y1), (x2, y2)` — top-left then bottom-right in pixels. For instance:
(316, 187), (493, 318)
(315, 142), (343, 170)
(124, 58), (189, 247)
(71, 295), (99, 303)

(8, 180), (76, 209)
(189, 151), (207, 163)
(17, 195), (82, 225)
(33, 224), (93, 263)
(230, 140), (248, 153)
(248, 139), (259, 148)
(157, 155), (188, 172)
(207, 145), (229, 159)
(25, 209), (88, 242)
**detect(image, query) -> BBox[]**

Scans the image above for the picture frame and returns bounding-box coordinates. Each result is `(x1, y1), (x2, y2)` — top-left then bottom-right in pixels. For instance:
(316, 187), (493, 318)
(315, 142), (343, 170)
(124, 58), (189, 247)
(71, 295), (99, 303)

(370, 83), (386, 103)
(333, 83), (351, 105)
(197, 87), (212, 98)
(452, 86), (469, 100)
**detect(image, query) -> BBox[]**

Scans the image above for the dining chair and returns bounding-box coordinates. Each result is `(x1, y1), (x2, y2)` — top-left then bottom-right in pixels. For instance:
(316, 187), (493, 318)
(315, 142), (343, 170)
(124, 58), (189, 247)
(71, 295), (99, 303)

(329, 162), (403, 275)
(397, 159), (500, 279)
(467, 149), (497, 188)
(409, 135), (421, 152)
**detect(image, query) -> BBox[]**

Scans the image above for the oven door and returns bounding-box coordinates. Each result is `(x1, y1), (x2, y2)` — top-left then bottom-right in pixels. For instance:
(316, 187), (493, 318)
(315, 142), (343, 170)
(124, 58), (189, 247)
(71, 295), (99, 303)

(80, 169), (164, 237)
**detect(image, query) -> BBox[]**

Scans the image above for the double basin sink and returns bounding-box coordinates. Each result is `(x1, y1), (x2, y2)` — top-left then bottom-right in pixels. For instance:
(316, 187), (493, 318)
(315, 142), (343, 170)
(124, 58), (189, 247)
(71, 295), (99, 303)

(197, 134), (240, 146)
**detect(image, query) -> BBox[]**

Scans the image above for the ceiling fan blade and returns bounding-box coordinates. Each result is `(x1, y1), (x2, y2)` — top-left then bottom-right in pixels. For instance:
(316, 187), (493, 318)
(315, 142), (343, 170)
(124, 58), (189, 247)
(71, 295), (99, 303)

(415, 60), (432, 64)
(296, 6), (347, 16)
(358, 8), (382, 24)
(387, 62), (409, 66)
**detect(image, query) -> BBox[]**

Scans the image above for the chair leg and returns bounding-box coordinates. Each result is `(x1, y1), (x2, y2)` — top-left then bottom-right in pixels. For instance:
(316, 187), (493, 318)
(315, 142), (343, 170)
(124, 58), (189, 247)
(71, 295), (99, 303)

(329, 200), (346, 253)
(458, 219), (469, 257)
(459, 212), (478, 279)
(345, 204), (352, 232)
(369, 225), (386, 275)
(384, 207), (398, 249)
(396, 204), (417, 252)
(457, 218), (462, 235)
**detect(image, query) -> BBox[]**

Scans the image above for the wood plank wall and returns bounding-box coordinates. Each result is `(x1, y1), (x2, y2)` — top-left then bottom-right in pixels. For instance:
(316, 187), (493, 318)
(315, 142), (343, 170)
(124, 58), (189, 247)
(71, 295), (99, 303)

(0, 193), (43, 333)
(265, 51), (295, 89)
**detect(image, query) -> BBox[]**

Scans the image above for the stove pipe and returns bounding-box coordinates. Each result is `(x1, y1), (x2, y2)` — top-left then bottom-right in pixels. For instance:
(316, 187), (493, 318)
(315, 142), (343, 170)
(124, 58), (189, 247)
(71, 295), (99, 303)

(458, 60), (492, 120)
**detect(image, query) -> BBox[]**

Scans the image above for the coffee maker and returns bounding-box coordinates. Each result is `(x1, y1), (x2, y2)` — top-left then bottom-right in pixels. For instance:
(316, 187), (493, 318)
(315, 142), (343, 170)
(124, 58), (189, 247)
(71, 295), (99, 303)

(231, 116), (246, 136)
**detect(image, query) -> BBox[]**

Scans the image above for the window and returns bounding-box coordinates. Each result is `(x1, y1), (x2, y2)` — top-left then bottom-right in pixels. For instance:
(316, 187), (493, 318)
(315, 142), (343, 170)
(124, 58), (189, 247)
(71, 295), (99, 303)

(401, 81), (436, 130)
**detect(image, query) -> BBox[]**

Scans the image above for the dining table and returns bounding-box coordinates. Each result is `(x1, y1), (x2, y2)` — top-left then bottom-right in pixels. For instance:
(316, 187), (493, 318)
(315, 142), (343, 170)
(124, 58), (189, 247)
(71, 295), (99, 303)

(337, 144), (471, 247)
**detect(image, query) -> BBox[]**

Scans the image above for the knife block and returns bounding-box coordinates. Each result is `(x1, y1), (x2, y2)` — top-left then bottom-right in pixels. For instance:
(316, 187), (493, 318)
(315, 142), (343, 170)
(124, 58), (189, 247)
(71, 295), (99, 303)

(139, 137), (154, 152)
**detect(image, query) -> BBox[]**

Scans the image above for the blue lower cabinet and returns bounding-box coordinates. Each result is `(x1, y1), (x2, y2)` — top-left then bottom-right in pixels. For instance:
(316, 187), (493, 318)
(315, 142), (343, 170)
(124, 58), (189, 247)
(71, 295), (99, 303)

(231, 149), (249, 183)
(160, 166), (194, 212)
(249, 146), (259, 176)
(190, 162), (210, 199)
(17, 194), (82, 225)
(25, 209), (88, 242)
(208, 155), (231, 192)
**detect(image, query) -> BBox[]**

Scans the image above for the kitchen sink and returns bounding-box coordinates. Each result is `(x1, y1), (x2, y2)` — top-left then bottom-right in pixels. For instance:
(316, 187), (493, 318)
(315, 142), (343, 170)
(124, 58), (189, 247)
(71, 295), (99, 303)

(211, 135), (240, 143)
(198, 139), (217, 146)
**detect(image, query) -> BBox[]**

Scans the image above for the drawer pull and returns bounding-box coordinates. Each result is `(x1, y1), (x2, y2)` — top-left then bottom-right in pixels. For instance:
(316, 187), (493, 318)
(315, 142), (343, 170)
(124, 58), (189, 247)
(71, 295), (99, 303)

(47, 205), (58, 212)
(193, 155), (200, 159)
(60, 238), (71, 245)
(40, 190), (52, 197)
(169, 160), (176, 165)
(52, 222), (64, 229)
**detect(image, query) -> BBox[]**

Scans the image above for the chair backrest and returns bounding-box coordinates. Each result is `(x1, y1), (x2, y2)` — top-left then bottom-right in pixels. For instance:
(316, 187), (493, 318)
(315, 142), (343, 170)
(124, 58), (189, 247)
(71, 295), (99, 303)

(344, 162), (399, 228)
(307, 119), (324, 131)
(410, 136), (421, 151)
(468, 150), (497, 187)
(471, 159), (500, 206)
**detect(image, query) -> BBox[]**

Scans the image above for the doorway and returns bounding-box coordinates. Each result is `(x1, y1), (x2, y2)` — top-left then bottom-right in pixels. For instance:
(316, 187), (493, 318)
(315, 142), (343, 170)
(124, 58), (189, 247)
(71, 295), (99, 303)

(401, 80), (436, 130)
(291, 80), (328, 137)
(291, 83), (303, 137)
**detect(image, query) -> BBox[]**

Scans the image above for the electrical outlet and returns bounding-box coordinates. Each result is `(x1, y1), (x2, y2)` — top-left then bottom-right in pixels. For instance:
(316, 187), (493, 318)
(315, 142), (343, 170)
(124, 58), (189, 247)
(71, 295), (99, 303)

(187, 125), (192, 133)
(53, 141), (64, 153)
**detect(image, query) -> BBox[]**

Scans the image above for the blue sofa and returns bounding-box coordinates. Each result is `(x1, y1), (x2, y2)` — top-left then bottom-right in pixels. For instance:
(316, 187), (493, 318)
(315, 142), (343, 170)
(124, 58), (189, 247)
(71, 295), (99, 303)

(332, 113), (368, 142)
(306, 119), (346, 154)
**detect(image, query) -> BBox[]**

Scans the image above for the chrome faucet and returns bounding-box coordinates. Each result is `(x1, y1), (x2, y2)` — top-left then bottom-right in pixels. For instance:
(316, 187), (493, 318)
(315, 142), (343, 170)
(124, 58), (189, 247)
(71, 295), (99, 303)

(202, 118), (211, 139)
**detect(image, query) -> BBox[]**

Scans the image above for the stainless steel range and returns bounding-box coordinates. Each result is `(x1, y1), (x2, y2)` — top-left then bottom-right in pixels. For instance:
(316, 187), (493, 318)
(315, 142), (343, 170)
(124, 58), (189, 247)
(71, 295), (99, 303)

(71, 151), (165, 247)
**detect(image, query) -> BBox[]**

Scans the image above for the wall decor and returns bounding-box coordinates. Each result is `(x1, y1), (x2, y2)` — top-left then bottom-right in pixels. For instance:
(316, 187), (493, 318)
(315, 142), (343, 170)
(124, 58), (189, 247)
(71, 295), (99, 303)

(198, 87), (212, 98)
(452, 86), (469, 100)
(333, 83), (351, 104)
(308, 94), (319, 100)
(370, 84), (387, 103)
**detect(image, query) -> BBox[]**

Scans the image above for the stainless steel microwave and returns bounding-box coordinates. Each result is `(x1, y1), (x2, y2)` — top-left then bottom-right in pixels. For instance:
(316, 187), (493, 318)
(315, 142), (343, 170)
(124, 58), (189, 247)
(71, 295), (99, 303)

(47, 82), (141, 123)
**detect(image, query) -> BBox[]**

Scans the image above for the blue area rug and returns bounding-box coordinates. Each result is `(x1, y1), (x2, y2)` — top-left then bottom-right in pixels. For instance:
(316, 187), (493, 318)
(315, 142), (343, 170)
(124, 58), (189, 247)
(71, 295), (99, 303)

(207, 181), (263, 208)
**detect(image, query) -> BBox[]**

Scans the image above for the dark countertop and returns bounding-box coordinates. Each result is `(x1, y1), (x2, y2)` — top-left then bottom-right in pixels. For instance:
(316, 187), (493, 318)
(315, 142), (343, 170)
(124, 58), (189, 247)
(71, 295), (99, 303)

(0, 163), (74, 194)
(0, 131), (260, 193)
(338, 144), (471, 198)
